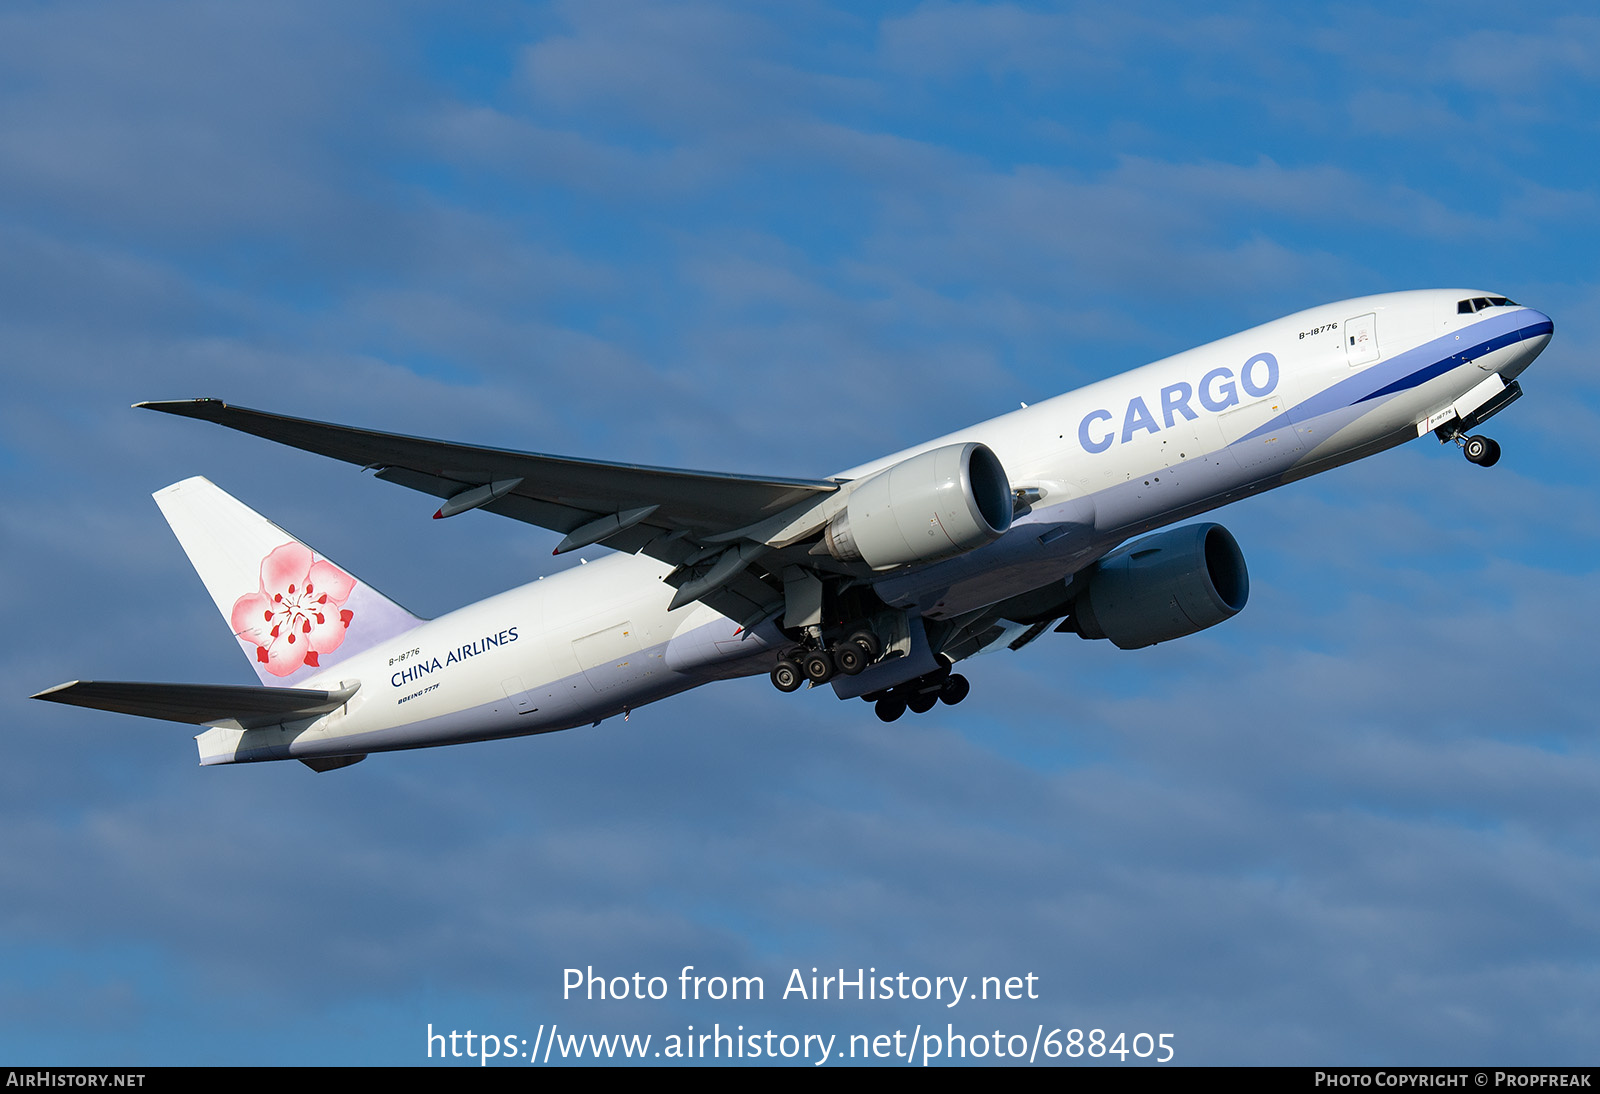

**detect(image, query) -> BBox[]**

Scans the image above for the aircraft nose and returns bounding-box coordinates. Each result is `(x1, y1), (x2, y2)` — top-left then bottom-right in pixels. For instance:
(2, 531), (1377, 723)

(1503, 307), (1554, 380)
(1523, 308), (1554, 357)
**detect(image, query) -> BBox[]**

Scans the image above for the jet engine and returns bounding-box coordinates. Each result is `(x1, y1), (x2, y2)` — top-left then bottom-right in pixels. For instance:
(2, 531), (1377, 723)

(1070, 523), (1248, 649)
(823, 442), (1012, 570)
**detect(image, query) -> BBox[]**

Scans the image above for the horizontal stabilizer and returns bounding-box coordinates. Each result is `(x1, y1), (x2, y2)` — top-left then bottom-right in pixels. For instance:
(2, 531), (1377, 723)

(32, 680), (359, 729)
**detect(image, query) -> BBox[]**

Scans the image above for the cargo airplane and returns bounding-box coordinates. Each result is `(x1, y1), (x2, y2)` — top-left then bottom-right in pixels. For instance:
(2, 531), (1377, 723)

(35, 290), (1551, 771)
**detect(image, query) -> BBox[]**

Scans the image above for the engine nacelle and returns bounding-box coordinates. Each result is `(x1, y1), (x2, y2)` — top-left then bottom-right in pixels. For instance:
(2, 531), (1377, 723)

(1072, 523), (1248, 649)
(824, 442), (1012, 570)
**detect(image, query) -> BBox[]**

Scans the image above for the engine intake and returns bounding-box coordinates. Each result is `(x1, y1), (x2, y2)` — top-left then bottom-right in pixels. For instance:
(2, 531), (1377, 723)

(824, 442), (1012, 570)
(1072, 523), (1248, 649)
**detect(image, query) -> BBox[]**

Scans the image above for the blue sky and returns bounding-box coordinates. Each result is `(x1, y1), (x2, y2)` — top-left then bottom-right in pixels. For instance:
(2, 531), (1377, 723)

(5, 0), (1600, 1065)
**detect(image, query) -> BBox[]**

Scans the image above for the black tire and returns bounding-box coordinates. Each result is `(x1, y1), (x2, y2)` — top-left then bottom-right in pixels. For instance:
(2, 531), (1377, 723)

(771, 660), (803, 693)
(1478, 437), (1501, 467)
(802, 649), (835, 684)
(875, 697), (906, 722)
(939, 673), (970, 705)
(834, 643), (866, 675)
(846, 629), (881, 662)
(1464, 435), (1491, 464)
(907, 691), (937, 715)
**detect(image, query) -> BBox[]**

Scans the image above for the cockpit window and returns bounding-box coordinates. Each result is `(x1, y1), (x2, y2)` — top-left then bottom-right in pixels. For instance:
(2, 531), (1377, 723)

(1457, 296), (1517, 314)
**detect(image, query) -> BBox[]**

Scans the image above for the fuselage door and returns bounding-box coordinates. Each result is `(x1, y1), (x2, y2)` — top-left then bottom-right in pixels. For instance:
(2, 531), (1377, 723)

(1345, 312), (1379, 366)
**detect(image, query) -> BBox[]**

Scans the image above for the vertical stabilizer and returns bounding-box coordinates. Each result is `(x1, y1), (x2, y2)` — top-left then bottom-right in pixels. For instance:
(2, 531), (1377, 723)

(154, 477), (425, 687)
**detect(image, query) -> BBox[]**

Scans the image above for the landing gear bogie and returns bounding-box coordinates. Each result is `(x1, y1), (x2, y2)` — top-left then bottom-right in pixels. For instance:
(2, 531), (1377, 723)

(767, 626), (885, 692)
(868, 671), (970, 721)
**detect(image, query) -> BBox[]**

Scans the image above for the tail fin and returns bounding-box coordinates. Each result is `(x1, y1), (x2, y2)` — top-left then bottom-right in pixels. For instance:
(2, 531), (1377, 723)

(154, 477), (425, 686)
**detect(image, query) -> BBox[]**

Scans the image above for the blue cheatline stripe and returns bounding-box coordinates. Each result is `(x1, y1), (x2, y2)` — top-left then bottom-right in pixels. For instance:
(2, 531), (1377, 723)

(1356, 319), (1552, 403)
(1235, 312), (1551, 445)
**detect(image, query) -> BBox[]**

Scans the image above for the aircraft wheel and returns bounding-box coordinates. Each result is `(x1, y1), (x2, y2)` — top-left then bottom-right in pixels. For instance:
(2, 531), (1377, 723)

(803, 649), (835, 684)
(834, 642), (866, 675)
(771, 660), (803, 693)
(846, 629), (881, 662)
(907, 691), (937, 715)
(875, 696), (906, 722)
(939, 673), (970, 705)
(1464, 435), (1500, 466)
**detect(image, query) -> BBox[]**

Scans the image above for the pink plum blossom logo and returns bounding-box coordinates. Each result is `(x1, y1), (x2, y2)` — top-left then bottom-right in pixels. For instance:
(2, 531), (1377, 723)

(230, 543), (357, 677)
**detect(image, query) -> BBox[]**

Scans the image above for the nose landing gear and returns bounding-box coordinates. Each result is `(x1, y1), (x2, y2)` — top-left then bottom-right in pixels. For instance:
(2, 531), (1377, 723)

(1462, 434), (1501, 467)
(1439, 424), (1502, 467)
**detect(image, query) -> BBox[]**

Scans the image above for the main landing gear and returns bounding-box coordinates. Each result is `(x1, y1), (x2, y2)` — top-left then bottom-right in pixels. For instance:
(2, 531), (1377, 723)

(767, 629), (972, 722)
(868, 670), (970, 723)
(769, 630), (881, 693)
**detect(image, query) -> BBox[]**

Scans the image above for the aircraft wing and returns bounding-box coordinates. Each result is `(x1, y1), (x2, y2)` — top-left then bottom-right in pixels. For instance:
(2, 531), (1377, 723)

(139, 399), (845, 627)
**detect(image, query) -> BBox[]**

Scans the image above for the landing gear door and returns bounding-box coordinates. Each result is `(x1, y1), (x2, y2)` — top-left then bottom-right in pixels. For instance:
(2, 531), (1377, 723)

(1345, 312), (1379, 366)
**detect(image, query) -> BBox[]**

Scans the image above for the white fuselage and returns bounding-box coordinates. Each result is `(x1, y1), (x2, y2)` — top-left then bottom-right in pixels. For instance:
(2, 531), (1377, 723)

(196, 290), (1553, 765)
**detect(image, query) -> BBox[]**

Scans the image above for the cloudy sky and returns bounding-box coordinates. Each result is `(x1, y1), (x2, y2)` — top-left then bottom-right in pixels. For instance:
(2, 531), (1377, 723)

(5, 0), (1599, 1066)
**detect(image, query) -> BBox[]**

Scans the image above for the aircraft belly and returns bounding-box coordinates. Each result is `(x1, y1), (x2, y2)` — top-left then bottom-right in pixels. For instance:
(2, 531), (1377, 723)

(663, 614), (780, 680)
(877, 448), (1269, 617)
(199, 608), (783, 762)
(870, 494), (1100, 615)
